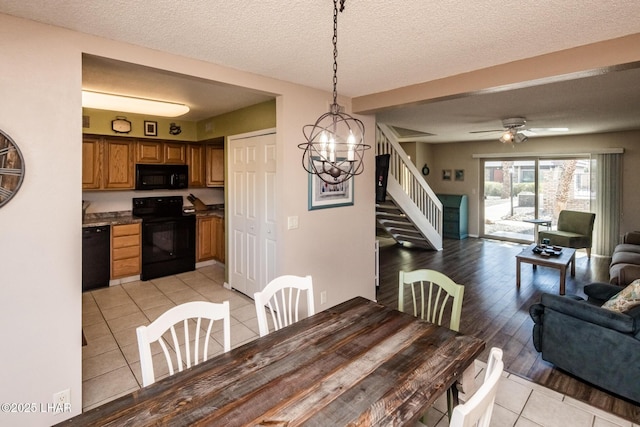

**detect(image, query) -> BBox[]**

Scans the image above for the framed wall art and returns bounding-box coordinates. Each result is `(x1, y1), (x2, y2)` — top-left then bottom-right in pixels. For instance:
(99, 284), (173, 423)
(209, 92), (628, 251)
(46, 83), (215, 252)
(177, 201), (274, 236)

(455, 169), (465, 181)
(442, 169), (452, 181)
(144, 121), (157, 136)
(308, 159), (354, 210)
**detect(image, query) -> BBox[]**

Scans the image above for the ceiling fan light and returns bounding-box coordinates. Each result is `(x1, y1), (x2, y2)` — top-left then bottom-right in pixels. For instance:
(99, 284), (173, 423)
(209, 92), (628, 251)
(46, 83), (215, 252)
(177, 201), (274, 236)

(499, 130), (514, 143)
(514, 133), (528, 143)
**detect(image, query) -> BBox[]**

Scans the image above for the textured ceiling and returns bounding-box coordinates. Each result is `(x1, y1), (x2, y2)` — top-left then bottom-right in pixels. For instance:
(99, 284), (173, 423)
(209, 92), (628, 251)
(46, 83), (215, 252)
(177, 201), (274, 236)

(1, 1), (640, 141)
(2, 0), (640, 96)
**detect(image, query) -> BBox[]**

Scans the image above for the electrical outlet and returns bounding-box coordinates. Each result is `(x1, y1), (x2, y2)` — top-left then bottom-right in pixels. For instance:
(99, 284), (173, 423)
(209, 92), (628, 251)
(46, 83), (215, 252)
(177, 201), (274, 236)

(320, 291), (327, 305)
(52, 389), (70, 414)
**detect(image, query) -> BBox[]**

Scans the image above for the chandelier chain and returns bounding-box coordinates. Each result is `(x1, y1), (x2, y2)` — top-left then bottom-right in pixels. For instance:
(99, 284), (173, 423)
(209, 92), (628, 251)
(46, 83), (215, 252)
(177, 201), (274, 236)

(332, 0), (339, 106)
(299, 0), (370, 185)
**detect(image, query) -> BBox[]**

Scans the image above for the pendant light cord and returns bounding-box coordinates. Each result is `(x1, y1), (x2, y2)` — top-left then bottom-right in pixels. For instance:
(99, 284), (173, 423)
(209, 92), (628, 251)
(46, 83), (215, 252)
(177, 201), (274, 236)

(332, 0), (346, 109)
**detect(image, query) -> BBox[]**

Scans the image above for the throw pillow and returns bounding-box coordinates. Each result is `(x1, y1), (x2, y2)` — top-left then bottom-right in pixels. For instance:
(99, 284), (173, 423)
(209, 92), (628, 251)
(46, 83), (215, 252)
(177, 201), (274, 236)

(602, 279), (640, 312)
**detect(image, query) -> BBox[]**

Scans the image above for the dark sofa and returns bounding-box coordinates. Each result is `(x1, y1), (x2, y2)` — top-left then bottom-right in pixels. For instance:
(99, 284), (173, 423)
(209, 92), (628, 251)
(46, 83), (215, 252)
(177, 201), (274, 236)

(530, 283), (640, 403)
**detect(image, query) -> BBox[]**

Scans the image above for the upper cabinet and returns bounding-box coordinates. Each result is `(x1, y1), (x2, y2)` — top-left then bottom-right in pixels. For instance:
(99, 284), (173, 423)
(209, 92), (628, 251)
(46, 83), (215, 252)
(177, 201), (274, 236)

(83, 136), (134, 190)
(82, 136), (102, 189)
(103, 138), (135, 189)
(136, 140), (185, 164)
(164, 142), (186, 164)
(187, 144), (206, 188)
(83, 135), (224, 191)
(206, 144), (224, 187)
(136, 141), (163, 163)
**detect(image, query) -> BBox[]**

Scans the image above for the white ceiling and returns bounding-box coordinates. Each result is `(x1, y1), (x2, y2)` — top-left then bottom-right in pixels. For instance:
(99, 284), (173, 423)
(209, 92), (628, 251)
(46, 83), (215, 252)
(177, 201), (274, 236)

(2, 0), (640, 141)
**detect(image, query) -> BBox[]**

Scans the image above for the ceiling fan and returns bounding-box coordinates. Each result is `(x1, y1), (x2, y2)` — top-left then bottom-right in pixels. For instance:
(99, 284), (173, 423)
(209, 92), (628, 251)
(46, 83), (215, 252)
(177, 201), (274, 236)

(470, 117), (568, 144)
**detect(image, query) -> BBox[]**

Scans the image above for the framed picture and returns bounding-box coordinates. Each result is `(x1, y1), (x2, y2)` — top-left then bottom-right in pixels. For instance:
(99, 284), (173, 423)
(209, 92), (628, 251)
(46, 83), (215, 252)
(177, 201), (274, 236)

(442, 169), (452, 181)
(144, 121), (157, 136)
(455, 169), (465, 181)
(308, 159), (354, 210)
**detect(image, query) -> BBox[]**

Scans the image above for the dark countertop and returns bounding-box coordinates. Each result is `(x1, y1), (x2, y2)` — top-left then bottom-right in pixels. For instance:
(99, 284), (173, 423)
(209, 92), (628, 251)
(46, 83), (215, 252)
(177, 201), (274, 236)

(83, 211), (141, 228)
(82, 206), (224, 228)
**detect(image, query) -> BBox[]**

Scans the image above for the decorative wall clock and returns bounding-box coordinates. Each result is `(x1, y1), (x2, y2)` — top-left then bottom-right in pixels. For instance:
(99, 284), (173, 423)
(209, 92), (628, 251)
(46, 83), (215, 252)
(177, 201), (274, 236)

(0, 129), (25, 208)
(111, 116), (132, 134)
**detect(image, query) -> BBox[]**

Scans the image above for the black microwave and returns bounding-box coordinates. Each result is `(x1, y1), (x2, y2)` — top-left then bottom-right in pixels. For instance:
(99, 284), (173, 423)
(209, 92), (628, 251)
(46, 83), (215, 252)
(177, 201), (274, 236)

(135, 164), (188, 190)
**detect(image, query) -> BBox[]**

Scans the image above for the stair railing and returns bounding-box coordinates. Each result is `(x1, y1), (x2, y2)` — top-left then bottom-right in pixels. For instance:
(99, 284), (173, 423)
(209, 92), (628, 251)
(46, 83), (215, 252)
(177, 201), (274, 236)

(376, 124), (442, 236)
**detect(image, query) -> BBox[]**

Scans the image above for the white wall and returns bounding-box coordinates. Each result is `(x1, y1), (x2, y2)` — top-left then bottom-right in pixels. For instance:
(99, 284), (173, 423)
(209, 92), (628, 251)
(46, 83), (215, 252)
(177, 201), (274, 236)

(0, 15), (83, 426)
(0, 13), (375, 426)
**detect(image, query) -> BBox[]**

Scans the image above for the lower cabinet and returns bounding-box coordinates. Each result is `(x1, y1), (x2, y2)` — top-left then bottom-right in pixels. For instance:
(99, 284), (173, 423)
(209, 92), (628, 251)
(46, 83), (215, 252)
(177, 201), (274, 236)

(197, 216), (225, 263)
(111, 223), (141, 278)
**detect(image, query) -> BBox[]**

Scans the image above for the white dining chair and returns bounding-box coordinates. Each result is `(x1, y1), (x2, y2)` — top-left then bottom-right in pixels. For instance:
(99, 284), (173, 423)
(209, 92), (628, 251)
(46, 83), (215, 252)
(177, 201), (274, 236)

(448, 347), (504, 427)
(254, 275), (314, 337)
(399, 269), (465, 332)
(136, 300), (231, 387)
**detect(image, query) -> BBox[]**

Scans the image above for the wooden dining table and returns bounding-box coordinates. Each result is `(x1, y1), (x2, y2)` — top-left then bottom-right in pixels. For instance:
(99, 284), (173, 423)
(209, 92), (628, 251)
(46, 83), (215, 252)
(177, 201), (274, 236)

(58, 297), (484, 426)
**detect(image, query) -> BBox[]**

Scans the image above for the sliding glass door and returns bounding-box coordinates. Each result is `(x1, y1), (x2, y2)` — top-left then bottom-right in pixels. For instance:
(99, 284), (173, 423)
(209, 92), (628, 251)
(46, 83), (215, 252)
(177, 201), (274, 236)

(481, 157), (591, 243)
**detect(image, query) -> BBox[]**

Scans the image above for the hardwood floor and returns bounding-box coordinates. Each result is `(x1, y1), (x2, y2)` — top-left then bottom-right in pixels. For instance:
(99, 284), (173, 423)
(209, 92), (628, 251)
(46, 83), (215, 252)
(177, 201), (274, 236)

(375, 232), (640, 423)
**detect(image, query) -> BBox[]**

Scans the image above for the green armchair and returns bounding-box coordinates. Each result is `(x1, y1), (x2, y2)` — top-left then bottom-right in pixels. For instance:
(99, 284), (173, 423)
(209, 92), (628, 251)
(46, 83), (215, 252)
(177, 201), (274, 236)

(538, 210), (596, 258)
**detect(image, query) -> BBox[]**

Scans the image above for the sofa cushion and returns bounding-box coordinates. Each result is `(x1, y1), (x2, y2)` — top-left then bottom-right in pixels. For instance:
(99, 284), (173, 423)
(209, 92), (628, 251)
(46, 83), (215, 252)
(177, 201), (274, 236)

(613, 244), (640, 255)
(603, 280), (640, 313)
(609, 262), (640, 286)
(611, 251), (640, 266)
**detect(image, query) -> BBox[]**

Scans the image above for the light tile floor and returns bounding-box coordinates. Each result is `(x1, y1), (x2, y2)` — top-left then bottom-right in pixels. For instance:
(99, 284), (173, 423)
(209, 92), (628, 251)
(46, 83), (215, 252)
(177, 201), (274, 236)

(82, 265), (638, 426)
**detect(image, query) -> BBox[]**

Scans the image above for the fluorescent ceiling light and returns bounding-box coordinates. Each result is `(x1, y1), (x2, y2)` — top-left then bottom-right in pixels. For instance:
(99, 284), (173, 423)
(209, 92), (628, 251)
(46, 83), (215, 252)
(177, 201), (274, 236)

(82, 90), (189, 117)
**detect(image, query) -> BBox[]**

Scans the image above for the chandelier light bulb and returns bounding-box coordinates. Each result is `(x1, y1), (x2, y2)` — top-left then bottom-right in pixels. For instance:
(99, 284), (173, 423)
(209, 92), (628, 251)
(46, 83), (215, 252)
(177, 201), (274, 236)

(347, 130), (356, 161)
(320, 131), (329, 160)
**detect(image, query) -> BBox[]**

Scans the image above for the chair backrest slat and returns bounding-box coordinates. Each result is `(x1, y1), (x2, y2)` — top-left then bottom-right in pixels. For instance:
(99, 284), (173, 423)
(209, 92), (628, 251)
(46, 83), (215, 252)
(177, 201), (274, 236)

(399, 269), (465, 332)
(136, 301), (231, 387)
(254, 275), (314, 337)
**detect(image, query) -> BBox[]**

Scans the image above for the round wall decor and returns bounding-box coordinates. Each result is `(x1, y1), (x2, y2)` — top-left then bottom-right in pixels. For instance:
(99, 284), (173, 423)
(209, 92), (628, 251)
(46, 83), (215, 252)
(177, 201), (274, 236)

(0, 129), (25, 208)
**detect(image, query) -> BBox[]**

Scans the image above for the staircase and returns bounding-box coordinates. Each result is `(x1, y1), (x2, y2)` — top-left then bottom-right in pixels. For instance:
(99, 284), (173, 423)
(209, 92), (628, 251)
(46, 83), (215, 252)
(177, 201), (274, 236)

(376, 124), (443, 250)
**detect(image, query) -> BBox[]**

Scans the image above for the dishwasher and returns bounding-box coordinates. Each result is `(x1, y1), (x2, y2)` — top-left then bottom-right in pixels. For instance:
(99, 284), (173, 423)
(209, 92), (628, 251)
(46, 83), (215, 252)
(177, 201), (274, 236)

(82, 225), (111, 292)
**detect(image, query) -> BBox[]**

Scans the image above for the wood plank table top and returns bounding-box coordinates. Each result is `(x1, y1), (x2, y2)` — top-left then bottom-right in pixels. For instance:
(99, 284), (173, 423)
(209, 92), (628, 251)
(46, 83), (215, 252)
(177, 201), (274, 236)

(58, 297), (485, 427)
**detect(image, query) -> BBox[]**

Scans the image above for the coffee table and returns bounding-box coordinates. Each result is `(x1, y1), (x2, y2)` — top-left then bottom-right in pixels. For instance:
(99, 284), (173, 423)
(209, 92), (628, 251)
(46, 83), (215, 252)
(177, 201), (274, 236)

(516, 243), (576, 295)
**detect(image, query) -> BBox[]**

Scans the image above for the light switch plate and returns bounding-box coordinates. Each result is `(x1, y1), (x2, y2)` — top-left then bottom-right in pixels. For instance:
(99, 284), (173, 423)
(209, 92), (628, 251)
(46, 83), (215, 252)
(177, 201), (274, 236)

(287, 216), (299, 230)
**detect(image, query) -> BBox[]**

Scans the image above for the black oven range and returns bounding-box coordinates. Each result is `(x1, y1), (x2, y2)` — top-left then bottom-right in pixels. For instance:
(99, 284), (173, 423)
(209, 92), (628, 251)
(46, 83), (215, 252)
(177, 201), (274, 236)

(132, 196), (196, 281)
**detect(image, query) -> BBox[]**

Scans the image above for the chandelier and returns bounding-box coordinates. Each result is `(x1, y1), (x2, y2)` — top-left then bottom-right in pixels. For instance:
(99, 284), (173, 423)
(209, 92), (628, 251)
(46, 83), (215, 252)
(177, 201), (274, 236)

(299, 0), (370, 184)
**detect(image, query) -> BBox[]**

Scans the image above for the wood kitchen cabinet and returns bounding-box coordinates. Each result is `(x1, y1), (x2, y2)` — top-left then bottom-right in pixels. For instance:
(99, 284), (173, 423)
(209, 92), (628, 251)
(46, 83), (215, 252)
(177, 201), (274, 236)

(103, 138), (135, 189)
(82, 136), (102, 189)
(206, 144), (224, 187)
(164, 142), (186, 164)
(83, 136), (134, 190)
(111, 223), (141, 278)
(197, 216), (224, 263)
(187, 143), (206, 188)
(136, 140), (163, 163)
(136, 140), (186, 165)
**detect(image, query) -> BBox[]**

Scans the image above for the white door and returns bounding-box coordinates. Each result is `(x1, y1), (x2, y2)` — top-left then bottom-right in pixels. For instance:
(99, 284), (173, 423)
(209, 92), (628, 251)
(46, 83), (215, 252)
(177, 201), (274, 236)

(228, 129), (277, 297)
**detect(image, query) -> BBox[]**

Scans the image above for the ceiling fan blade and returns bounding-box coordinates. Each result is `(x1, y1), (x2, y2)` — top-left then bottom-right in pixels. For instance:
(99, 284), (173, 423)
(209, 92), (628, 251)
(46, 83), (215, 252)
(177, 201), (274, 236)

(469, 129), (503, 134)
(528, 127), (569, 133)
(521, 130), (537, 136)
